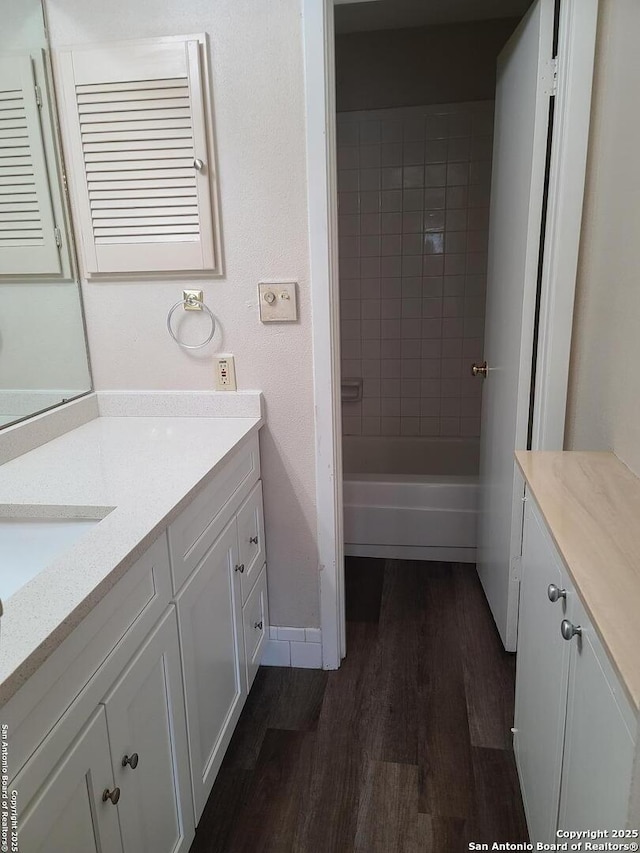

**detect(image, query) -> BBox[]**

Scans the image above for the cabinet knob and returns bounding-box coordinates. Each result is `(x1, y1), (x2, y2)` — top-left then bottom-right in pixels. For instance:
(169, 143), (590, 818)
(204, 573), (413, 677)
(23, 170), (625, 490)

(249, 535), (259, 545)
(102, 786), (121, 805)
(122, 753), (139, 770)
(547, 583), (567, 603)
(561, 619), (582, 641)
(254, 620), (263, 630)
(193, 158), (205, 171)
(235, 564), (245, 574)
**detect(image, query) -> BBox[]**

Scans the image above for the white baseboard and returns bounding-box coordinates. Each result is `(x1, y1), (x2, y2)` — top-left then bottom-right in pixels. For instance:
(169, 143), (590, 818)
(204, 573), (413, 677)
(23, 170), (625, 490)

(261, 626), (322, 669)
(345, 543), (477, 563)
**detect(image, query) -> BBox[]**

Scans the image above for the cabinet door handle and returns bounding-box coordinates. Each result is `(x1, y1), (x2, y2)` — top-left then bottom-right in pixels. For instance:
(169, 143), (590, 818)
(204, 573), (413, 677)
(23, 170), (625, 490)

(561, 619), (582, 641)
(122, 753), (139, 770)
(547, 583), (566, 603)
(254, 620), (263, 630)
(102, 787), (121, 805)
(249, 536), (259, 545)
(235, 564), (245, 574)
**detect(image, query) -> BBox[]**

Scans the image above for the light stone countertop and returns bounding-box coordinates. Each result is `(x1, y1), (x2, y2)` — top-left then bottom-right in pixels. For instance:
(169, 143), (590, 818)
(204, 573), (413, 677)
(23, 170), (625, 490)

(0, 415), (262, 705)
(516, 450), (640, 713)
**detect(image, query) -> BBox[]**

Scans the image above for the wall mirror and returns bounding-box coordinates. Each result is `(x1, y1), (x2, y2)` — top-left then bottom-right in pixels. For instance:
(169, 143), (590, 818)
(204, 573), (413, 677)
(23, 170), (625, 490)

(0, 0), (92, 428)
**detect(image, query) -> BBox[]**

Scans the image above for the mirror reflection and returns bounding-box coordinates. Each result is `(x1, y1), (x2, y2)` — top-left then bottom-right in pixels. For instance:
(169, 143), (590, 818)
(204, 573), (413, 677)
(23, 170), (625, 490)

(0, 0), (91, 427)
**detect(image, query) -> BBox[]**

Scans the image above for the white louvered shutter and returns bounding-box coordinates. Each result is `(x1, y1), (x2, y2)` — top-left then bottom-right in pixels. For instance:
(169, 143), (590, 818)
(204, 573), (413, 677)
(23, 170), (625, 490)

(57, 37), (219, 277)
(0, 54), (62, 277)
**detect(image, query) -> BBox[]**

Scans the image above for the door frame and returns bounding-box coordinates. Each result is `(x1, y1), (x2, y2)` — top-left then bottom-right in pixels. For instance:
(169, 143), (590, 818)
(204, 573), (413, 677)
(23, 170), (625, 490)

(530, 0), (598, 450)
(302, 0), (598, 669)
(303, 0), (345, 669)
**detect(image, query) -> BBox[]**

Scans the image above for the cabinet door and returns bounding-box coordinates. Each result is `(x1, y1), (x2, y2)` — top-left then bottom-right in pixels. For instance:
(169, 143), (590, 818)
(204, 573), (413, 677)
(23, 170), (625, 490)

(176, 519), (246, 820)
(102, 607), (194, 853)
(514, 501), (571, 843)
(558, 594), (636, 832)
(242, 564), (269, 690)
(236, 481), (266, 604)
(19, 708), (123, 853)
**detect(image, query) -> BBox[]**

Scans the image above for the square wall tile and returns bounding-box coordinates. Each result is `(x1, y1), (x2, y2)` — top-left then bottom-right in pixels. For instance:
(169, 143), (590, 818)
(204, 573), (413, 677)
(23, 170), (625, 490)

(360, 168), (381, 192)
(381, 417), (401, 435)
(338, 103), (492, 440)
(381, 398), (401, 416)
(362, 416), (381, 435)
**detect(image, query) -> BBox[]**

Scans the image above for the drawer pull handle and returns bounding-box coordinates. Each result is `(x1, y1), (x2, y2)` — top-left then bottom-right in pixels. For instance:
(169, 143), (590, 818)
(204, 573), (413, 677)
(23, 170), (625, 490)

(254, 620), (263, 630)
(235, 564), (245, 574)
(122, 753), (139, 770)
(102, 787), (121, 805)
(249, 536), (259, 545)
(561, 619), (582, 641)
(547, 584), (566, 603)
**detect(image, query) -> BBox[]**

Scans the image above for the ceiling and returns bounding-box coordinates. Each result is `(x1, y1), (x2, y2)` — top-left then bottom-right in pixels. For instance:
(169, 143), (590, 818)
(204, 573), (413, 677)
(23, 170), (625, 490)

(334, 0), (533, 34)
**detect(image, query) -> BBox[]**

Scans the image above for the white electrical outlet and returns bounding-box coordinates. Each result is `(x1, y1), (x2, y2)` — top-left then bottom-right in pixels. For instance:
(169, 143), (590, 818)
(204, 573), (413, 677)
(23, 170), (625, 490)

(214, 354), (237, 391)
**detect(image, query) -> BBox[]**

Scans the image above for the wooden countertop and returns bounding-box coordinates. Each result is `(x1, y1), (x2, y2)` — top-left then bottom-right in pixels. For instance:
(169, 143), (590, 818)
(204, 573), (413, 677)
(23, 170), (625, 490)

(516, 450), (640, 713)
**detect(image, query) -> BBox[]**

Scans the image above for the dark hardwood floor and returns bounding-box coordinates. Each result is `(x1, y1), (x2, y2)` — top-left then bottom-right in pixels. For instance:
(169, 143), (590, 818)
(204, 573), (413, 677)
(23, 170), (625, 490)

(189, 558), (528, 853)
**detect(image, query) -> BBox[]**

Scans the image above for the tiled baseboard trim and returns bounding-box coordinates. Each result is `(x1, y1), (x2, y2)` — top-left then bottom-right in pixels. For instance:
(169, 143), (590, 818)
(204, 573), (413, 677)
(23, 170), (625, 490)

(261, 626), (322, 669)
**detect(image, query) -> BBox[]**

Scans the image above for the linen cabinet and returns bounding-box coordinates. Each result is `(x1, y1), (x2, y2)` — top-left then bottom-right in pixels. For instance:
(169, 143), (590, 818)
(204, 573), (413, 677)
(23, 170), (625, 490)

(515, 490), (638, 842)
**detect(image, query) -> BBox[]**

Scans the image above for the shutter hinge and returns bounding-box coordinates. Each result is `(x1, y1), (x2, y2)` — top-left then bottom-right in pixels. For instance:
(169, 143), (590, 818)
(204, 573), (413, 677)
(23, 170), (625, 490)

(54, 226), (62, 248)
(543, 56), (558, 97)
(35, 83), (43, 109)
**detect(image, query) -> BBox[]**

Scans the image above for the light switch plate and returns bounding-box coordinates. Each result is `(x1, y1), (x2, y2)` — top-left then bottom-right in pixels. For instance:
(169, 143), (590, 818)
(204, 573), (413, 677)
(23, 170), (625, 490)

(258, 281), (298, 322)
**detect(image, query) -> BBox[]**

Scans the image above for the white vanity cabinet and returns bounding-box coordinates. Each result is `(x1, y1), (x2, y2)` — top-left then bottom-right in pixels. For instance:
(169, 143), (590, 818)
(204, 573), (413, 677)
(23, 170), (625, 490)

(19, 609), (193, 853)
(18, 708), (124, 853)
(171, 447), (268, 821)
(101, 607), (194, 853)
(515, 497), (638, 842)
(3, 430), (269, 852)
(558, 591), (636, 833)
(176, 520), (246, 820)
(514, 500), (571, 842)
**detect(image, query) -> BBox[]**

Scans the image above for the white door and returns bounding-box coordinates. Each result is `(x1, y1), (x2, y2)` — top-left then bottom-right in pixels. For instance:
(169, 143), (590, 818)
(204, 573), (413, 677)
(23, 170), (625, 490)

(19, 708), (124, 853)
(514, 501), (571, 843)
(476, 0), (556, 650)
(102, 607), (195, 853)
(176, 519), (246, 821)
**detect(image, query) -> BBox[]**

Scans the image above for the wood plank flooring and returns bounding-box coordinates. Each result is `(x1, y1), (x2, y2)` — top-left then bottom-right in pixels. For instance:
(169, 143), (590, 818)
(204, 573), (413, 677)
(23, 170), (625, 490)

(189, 559), (528, 853)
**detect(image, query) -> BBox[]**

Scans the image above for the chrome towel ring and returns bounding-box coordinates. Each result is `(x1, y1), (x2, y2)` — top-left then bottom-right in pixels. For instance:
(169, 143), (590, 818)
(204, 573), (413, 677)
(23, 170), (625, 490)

(166, 294), (216, 349)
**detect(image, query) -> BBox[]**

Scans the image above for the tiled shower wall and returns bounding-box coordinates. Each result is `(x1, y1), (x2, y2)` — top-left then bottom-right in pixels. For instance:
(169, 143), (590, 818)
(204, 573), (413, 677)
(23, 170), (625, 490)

(338, 101), (493, 438)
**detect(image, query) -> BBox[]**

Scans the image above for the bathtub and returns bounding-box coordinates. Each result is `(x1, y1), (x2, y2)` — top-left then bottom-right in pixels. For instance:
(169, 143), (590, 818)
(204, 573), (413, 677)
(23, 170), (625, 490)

(343, 436), (480, 563)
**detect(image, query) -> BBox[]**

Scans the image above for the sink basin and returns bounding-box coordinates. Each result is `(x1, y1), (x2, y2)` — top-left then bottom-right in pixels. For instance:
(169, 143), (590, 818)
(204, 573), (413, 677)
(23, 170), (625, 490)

(0, 517), (101, 601)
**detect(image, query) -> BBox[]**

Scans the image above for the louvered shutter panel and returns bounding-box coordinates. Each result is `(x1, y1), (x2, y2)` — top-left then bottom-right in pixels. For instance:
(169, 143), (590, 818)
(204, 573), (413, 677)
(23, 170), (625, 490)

(0, 55), (62, 276)
(57, 37), (219, 276)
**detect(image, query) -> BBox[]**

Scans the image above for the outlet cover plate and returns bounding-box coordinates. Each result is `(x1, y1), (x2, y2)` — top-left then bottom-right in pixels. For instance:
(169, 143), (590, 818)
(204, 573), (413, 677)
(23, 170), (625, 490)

(214, 354), (237, 391)
(258, 281), (298, 322)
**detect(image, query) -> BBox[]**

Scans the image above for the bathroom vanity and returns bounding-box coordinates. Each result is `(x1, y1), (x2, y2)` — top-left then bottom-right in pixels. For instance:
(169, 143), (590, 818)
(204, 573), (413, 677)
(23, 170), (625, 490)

(514, 451), (640, 843)
(0, 403), (268, 852)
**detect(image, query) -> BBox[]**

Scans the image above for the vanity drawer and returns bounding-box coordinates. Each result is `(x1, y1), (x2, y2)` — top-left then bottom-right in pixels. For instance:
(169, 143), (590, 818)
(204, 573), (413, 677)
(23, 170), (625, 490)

(168, 435), (260, 592)
(242, 566), (268, 691)
(4, 533), (172, 785)
(236, 481), (266, 604)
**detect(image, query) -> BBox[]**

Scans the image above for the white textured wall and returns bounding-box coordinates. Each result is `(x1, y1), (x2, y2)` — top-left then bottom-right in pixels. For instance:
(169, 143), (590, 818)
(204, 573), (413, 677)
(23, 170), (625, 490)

(45, 0), (319, 627)
(565, 0), (640, 477)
